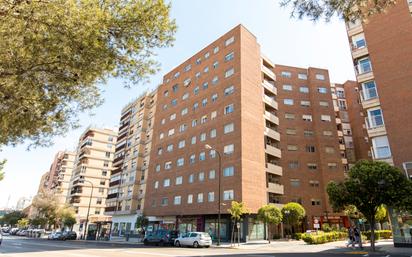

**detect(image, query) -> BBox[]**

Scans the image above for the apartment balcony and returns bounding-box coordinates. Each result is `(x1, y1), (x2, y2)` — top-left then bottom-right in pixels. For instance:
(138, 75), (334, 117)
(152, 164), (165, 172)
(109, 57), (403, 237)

(336, 118), (342, 124)
(360, 93), (380, 109)
(118, 121), (130, 132)
(342, 158), (348, 164)
(261, 65), (276, 80)
(265, 144), (281, 158)
(334, 105), (340, 112)
(337, 131), (344, 137)
(366, 124), (387, 138)
(266, 163), (283, 176)
(109, 180), (121, 187)
(107, 193), (119, 199)
(267, 182), (284, 195)
(264, 127), (280, 141)
(264, 111), (279, 125)
(263, 95), (278, 109)
(262, 80), (277, 95)
(346, 22), (363, 37)
(352, 45), (369, 59)
(339, 144), (346, 151)
(355, 65), (374, 83)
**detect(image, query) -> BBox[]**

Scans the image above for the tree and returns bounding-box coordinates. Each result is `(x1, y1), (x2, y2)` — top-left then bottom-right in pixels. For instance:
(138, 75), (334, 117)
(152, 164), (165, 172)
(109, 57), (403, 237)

(30, 217), (48, 228)
(135, 215), (149, 232)
(58, 205), (77, 230)
(257, 204), (283, 243)
(17, 218), (30, 229)
(327, 160), (412, 251)
(227, 201), (249, 245)
(0, 0), (176, 147)
(0, 159), (5, 181)
(281, 202), (306, 236)
(31, 189), (59, 228)
(280, 0), (397, 22)
(0, 211), (27, 226)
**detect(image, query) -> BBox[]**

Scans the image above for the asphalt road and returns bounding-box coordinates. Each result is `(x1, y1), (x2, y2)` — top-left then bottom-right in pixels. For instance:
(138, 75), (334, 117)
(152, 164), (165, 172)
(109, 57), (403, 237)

(0, 236), (410, 257)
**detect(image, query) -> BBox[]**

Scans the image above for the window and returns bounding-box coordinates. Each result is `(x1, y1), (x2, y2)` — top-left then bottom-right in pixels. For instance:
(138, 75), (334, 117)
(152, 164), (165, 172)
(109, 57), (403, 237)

(164, 90), (169, 97)
(170, 113), (176, 121)
(281, 71), (292, 78)
(223, 166), (234, 176)
(200, 132), (206, 141)
(201, 115), (208, 124)
(223, 190), (234, 200)
(204, 52), (210, 59)
(184, 78), (191, 87)
(182, 93), (189, 100)
(177, 157), (184, 167)
(285, 113), (295, 120)
(179, 124), (187, 132)
(188, 174), (194, 183)
(361, 81), (378, 100)
(307, 163), (317, 170)
(203, 67), (209, 74)
(299, 86), (309, 93)
(199, 171), (205, 181)
(306, 145), (316, 152)
(192, 119), (197, 127)
(212, 76), (219, 84)
(224, 85), (234, 96)
(209, 149), (216, 158)
(321, 115), (331, 122)
(211, 111), (217, 119)
(286, 128), (296, 135)
(328, 163), (337, 169)
(178, 140), (185, 149)
(225, 68), (235, 78)
(287, 145), (298, 151)
(187, 194), (193, 204)
(175, 176), (183, 185)
(352, 33), (366, 49)
(357, 57), (372, 74)
(298, 73), (307, 80)
(163, 104), (168, 110)
(211, 93), (218, 102)
(283, 99), (294, 105)
(213, 61), (219, 69)
(197, 193), (204, 203)
(319, 101), (329, 107)
(316, 74), (325, 80)
(367, 108), (384, 128)
(318, 87), (327, 94)
(161, 197), (168, 206)
(283, 84), (292, 91)
(199, 152), (206, 161)
(372, 136), (391, 159)
(196, 58), (201, 65)
(195, 72), (201, 79)
(155, 164), (161, 172)
(174, 196), (181, 205)
(208, 192), (215, 202)
(191, 136), (196, 145)
(165, 161), (172, 170)
(163, 178), (170, 187)
(184, 64), (191, 72)
(225, 52), (234, 61)
(213, 46), (219, 54)
(154, 181), (159, 189)
(310, 180), (320, 187)
(325, 147), (335, 154)
(304, 130), (314, 137)
(105, 152), (111, 158)
(311, 199), (321, 206)
(290, 179), (300, 187)
(323, 130), (333, 136)
(202, 98), (208, 107)
(300, 100), (310, 107)
(224, 144), (234, 155)
(172, 84), (179, 92)
(224, 123), (234, 134)
(190, 154), (196, 164)
(210, 129), (217, 138)
(302, 114), (313, 122)
(209, 170), (216, 179)
(224, 104), (234, 114)
(194, 87), (199, 95)
(289, 161), (299, 169)
(166, 144), (173, 152)
(225, 36), (235, 46)
(202, 82), (209, 90)
(161, 118), (166, 125)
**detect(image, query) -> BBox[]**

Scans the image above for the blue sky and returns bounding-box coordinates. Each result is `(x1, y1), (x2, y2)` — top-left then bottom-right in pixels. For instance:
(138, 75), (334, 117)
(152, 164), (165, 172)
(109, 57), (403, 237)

(0, 0), (355, 208)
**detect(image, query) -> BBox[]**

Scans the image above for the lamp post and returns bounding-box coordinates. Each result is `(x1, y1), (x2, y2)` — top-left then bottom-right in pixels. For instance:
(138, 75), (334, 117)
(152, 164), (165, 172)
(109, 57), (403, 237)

(205, 144), (222, 246)
(82, 179), (94, 240)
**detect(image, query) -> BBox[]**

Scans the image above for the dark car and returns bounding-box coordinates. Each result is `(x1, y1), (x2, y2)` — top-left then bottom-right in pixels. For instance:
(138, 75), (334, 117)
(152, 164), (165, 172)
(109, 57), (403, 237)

(62, 231), (77, 240)
(143, 229), (179, 246)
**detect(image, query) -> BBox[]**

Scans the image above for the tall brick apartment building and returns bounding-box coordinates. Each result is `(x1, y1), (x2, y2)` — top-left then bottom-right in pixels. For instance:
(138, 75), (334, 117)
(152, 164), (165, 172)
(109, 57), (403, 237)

(345, 0), (412, 247)
(142, 25), (350, 241)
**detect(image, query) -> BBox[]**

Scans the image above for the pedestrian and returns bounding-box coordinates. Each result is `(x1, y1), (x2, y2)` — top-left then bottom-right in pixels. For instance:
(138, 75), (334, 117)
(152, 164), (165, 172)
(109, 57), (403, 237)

(346, 227), (354, 248)
(353, 226), (361, 248)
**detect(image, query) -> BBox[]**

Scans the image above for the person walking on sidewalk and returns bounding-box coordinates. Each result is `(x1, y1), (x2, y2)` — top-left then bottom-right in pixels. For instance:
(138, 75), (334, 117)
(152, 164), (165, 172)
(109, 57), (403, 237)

(353, 226), (361, 248)
(346, 227), (354, 248)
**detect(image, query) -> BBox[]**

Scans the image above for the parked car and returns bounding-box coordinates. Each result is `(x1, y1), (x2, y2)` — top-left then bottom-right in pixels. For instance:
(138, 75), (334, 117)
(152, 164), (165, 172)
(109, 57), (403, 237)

(48, 232), (64, 240)
(10, 228), (19, 235)
(174, 232), (212, 248)
(0, 232), (3, 245)
(62, 231), (77, 240)
(143, 229), (179, 246)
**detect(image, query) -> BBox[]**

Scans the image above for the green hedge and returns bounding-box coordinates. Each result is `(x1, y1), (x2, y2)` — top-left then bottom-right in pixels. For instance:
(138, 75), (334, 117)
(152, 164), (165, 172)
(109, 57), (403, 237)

(292, 233), (303, 240)
(362, 230), (392, 240)
(301, 231), (347, 244)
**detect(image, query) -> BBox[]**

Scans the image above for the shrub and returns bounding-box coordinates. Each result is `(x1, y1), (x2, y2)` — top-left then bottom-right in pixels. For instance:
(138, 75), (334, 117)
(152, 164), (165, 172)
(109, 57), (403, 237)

(292, 233), (303, 240)
(363, 230), (392, 240)
(301, 231), (347, 244)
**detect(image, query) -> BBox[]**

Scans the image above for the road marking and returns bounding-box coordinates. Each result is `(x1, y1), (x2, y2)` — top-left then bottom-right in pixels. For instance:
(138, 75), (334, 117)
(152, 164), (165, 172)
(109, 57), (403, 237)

(123, 251), (178, 256)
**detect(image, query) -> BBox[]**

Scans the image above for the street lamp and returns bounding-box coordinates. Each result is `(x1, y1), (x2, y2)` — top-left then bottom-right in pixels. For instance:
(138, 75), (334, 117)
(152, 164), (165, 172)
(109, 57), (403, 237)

(284, 210), (290, 237)
(205, 144), (222, 246)
(81, 179), (94, 240)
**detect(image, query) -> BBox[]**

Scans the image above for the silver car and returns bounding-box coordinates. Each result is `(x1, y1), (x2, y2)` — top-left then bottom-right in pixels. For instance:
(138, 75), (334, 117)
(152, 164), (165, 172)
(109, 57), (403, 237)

(0, 232), (3, 245)
(174, 232), (212, 248)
